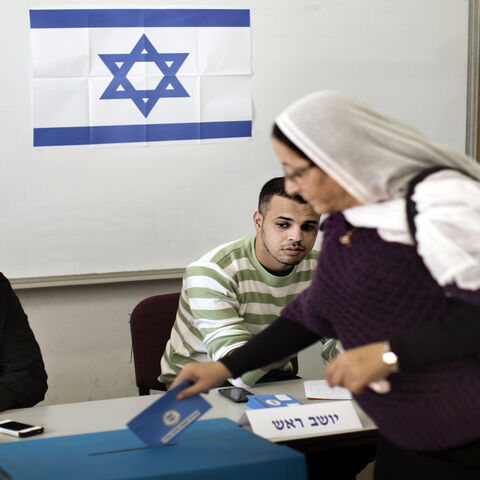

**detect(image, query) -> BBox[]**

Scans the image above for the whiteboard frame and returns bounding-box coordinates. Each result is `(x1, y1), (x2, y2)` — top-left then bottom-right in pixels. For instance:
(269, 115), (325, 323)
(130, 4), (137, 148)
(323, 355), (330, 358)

(466, 0), (479, 159)
(11, 268), (185, 289)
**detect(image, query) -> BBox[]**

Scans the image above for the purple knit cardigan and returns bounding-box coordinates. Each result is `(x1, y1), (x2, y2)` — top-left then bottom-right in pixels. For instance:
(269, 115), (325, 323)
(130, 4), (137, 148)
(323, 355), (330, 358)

(282, 212), (480, 451)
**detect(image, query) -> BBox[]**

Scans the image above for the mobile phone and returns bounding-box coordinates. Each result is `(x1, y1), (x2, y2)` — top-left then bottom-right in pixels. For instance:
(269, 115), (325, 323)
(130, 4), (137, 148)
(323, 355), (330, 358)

(218, 387), (253, 403)
(0, 420), (44, 438)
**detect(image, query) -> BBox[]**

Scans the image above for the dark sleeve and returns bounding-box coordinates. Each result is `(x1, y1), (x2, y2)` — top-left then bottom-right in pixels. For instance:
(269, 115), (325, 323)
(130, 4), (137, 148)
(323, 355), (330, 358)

(390, 300), (480, 372)
(0, 275), (48, 411)
(220, 315), (321, 378)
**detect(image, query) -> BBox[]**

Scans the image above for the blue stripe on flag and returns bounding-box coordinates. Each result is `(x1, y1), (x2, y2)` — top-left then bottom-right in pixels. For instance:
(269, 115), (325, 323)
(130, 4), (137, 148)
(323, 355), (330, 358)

(30, 9), (250, 28)
(33, 121), (252, 147)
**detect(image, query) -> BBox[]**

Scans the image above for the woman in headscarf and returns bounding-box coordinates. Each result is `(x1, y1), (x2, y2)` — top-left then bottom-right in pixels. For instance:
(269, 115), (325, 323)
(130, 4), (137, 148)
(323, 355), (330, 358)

(172, 91), (480, 479)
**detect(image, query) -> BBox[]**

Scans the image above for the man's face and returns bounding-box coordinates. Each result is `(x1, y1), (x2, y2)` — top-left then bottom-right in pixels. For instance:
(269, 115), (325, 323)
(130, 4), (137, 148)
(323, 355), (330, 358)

(253, 194), (320, 274)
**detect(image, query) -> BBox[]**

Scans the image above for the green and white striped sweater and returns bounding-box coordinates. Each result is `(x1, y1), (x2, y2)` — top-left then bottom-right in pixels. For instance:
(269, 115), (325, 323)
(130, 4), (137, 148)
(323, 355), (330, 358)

(160, 235), (334, 388)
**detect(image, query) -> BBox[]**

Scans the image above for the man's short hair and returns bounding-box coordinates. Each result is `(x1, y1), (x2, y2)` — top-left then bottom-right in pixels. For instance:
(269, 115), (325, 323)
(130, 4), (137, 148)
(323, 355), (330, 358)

(258, 177), (307, 214)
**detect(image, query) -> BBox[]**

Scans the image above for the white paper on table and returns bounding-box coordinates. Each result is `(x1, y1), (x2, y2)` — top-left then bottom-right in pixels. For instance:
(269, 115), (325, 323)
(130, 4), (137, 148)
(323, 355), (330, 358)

(304, 380), (353, 400)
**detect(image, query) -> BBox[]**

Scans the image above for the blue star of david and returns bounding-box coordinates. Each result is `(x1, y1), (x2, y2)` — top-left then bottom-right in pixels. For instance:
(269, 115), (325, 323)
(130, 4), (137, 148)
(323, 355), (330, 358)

(99, 34), (189, 118)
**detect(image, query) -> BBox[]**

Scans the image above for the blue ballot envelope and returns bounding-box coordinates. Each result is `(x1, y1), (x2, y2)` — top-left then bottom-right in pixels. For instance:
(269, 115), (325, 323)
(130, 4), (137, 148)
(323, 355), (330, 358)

(246, 393), (303, 409)
(127, 380), (211, 446)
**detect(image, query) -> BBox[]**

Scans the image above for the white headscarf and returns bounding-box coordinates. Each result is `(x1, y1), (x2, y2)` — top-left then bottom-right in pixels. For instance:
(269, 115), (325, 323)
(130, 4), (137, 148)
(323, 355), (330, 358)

(276, 91), (480, 290)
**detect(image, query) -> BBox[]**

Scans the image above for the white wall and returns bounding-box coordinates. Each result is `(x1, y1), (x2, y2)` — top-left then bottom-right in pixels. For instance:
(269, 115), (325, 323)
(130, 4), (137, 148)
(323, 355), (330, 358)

(16, 279), (326, 406)
(16, 279), (181, 405)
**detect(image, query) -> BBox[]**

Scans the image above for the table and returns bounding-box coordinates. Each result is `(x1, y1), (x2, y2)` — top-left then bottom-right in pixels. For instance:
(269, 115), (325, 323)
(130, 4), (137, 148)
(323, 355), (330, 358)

(0, 377), (377, 448)
(0, 379), (378, 479)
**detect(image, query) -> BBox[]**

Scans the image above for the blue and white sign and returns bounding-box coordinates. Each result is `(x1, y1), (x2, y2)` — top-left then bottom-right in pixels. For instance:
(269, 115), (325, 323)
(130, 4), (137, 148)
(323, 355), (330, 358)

(29, 8), (251, 147)
(242, 401), (363, 442)
(246, 394), (303, 409)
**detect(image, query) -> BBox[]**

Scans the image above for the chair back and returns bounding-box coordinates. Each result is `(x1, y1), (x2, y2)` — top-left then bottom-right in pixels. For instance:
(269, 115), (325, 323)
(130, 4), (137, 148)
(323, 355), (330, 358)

(130, 292), (180, 395)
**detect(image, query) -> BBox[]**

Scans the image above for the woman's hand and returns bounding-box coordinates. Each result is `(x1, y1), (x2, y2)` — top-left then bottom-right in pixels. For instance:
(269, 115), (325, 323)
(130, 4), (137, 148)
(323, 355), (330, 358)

(325, 342), (391, 394)
(171, 361), (232, 400)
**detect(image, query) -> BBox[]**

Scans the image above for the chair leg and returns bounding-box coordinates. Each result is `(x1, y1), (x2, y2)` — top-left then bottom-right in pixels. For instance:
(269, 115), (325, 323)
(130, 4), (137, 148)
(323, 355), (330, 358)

(138, 387), (150, 396)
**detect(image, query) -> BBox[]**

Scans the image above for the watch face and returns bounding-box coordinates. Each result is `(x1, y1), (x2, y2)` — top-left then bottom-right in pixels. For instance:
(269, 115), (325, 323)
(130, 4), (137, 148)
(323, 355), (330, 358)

(383, 351), (398, 366)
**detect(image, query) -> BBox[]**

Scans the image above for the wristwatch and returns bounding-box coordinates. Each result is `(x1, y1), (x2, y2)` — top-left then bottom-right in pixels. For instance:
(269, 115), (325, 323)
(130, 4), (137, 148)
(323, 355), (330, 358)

(382, 341), (399, 373)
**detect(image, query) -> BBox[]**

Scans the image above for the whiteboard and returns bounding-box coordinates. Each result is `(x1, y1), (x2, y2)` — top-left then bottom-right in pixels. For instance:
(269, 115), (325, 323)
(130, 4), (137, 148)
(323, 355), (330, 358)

(1, 0), (474, 284)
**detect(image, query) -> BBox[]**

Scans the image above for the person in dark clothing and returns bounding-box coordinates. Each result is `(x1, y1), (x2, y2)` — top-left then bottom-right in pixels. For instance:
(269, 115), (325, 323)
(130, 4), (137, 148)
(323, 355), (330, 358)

(172, 91), (480, 479)
(0, 273), (47, 411)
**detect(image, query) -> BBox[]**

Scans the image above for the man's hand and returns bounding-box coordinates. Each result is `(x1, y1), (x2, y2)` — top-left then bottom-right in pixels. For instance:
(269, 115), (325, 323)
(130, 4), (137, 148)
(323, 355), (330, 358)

(171, 361), (232, 400)
(325, 342), (391, 394)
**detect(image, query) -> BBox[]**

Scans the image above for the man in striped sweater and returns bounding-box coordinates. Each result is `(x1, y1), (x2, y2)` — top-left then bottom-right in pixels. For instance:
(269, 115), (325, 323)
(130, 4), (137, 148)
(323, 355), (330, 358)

(160, 177), (336, 388)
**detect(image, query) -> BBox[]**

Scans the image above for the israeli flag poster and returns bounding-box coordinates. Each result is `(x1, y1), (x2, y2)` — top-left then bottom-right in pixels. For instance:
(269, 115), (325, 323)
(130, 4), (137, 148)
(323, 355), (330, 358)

(29, 8), (252, 147)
